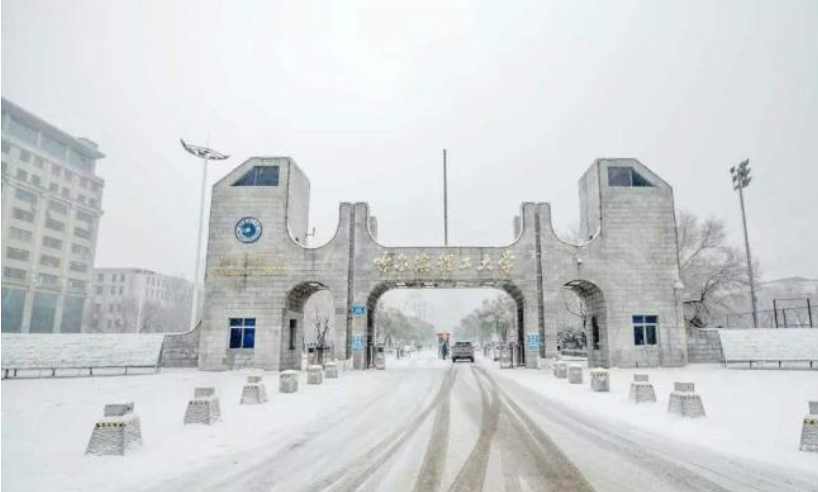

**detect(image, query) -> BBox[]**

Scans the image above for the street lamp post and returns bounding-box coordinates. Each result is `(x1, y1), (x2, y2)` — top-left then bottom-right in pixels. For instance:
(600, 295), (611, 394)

(180, 139), (229, 331)
(730, 159), (758, 328)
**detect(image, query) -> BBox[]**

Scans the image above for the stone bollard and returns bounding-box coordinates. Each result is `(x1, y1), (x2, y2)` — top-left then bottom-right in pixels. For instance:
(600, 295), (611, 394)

(629, 374), (656, 404)
(568, 364), (583, 384)
(590, 368), (610, 392)
(279, 370), (299, 393)
(241, 376), (268, 404)
(86, 402), (142, 456)
(324, 362), (339, 379)
(185, 387), (221, 425)
(307, 365), (324, 385)
(800, 401), (818, 452)
(553, 361), (568, 379)
(667, 382), (706, 418)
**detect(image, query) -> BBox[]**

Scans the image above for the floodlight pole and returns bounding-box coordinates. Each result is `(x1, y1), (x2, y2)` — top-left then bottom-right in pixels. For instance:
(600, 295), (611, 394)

(181, 139), (229, 331)
(731, 159), (758, 328)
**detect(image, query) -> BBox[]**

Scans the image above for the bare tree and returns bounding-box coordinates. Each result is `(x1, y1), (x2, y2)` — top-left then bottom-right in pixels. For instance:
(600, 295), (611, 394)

(676, 210), (757, 327)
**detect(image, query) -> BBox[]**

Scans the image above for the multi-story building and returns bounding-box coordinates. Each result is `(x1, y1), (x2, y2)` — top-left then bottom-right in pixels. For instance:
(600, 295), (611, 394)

(87, 267), (194, 333)
(1, 98), (105, 333)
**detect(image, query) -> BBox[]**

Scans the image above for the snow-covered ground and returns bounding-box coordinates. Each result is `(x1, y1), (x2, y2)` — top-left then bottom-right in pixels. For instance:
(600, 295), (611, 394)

(491, 358), (818, 477)
(2, 353), (817, 492)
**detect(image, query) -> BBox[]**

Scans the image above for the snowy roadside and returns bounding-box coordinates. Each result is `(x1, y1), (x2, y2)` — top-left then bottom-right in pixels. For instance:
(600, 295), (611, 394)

(482, 356), (818, 477)
(0, 357), (431, 492)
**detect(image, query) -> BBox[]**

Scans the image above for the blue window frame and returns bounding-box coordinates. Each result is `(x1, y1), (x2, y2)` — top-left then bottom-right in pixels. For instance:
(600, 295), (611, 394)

(633, 315), (658, 346)
(229, 318), (256, 349)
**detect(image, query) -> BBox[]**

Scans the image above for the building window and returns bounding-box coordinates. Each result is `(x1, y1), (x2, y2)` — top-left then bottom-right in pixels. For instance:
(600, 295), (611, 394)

(97, 273), (104, 282)
(43, 236), (63, 250)
(49, 183), (59, 193)
(2, 267), (27, 280)
(34, 156), (44, 169)
(74, 227), (92, 239)
(30, 292), (58, 333)
(51, 164), (61, 176)
(13, 208), (35, 223)
(40, 255), (61, 268)
(1, 139), (11, 154)
(9, 227), (32, 242)
(2, 287), (26, 332)
(41, 134), (67, 159)
(89, 198), (98, 209)
(16, 169), (28, 181)
(46, 218), (66, 232)
(39, 273), (59, 286)
(95, 286), (103, 295)
(233, 165), (279, 187)
(633, 315), (658, 346)
(7, 117), (37, 145)
(70, 261), (88, 273)
(76, 210), (94, 223)
(48, 200), (68, 214)
(229, 318), (256, 349)
(19, 149), (31, 162)
(110, 286), (116, 295)
(61, 187), (70, 199)
(67, 279), (87, 291)
(608, 167), (653, 187)
(15, 187), (38, 205)
(72, 244), (91, 257)
(31, 175), (42, 187)
(118, 286), (123, 295)
(6, 247), (30, 261)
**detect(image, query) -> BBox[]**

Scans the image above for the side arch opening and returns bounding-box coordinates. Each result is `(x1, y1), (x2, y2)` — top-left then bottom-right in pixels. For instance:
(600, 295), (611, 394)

(283, 282), (336, 370)
(563, 279), (609, 368)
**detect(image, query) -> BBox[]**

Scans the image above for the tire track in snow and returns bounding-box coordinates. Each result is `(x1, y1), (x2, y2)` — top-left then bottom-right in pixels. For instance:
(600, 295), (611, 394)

(301, 366), (458, 492)
(411, 369), (453, 492)
(446, 365), (500, 492)
(474, 366), (596, 492)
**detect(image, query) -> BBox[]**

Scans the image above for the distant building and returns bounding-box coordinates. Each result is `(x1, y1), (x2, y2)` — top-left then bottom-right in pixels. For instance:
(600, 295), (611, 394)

(87, 268), (194, 333)
(1, 98), (105, 333)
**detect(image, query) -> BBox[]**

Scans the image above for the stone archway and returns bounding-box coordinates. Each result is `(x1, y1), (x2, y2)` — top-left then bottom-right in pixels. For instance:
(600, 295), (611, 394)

(363, 280), (529, 368)
(563, 279), (609, 367)
(283, 281), (333, 370)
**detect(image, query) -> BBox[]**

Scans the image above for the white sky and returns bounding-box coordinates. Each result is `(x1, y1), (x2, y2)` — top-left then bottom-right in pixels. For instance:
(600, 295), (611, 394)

(2, 0), (817, 328)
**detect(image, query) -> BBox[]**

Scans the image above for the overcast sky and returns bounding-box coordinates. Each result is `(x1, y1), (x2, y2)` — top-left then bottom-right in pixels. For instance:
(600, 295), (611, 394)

(3, 0), (816, 329)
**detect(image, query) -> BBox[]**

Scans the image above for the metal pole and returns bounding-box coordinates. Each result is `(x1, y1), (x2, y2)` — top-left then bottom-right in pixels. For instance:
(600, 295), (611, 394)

(737, 183), (758, 328)
(773, 299), (779, 328)
(808, 299), (813, 328)
(443, 149), (448, 246)
(189, 157), (208, 331)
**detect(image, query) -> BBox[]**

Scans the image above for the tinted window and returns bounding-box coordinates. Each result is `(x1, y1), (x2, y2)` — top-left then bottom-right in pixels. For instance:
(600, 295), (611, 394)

(233, 166), (279, 186)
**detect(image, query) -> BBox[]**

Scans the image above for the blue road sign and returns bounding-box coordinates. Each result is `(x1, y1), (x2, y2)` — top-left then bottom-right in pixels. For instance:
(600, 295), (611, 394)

(527, 333), (541, 348)
(351, 304), (366, 316)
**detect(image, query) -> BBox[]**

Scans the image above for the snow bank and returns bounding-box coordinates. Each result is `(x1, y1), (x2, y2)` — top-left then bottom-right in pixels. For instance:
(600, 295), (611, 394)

(488, 359), (818, 475)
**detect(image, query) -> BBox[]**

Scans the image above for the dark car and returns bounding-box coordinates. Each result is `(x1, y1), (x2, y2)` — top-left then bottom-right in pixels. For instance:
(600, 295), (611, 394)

(451, 341), (475, 362)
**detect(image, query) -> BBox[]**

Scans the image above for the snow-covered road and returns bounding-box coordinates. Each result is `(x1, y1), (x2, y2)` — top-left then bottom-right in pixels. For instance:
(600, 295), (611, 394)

(3, 353), (816, 492)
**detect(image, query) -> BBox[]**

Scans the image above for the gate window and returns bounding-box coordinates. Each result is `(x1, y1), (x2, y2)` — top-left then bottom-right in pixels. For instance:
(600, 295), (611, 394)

(289, 319), (297, 350)
(632, 315), (658, 346)
(233, 165), (279, 186)
(229, 318), (256, 349)
(608, 166), (653, 187)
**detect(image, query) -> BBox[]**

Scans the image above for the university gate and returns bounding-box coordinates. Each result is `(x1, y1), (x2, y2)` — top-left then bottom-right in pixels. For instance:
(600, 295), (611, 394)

(198, 157), (688, 371)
